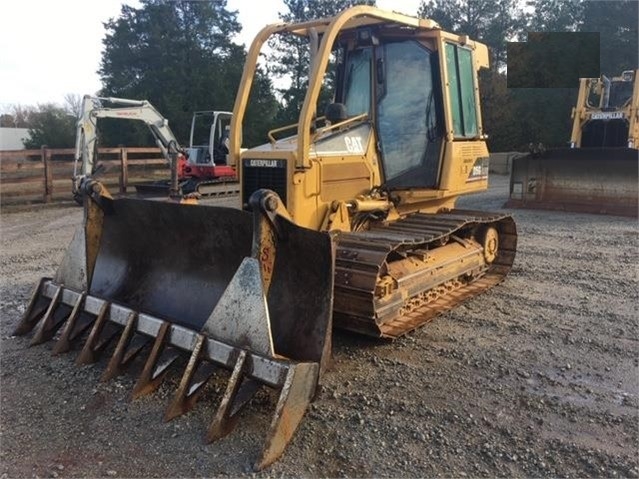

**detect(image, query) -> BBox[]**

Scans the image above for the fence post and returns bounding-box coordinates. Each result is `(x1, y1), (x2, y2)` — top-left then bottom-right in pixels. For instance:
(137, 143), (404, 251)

(42, 145), (52, 203)
(119, 147), (128, 194)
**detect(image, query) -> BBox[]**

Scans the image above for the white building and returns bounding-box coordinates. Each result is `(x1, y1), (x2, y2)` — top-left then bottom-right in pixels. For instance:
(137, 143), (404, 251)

(0, 128), (29, 150)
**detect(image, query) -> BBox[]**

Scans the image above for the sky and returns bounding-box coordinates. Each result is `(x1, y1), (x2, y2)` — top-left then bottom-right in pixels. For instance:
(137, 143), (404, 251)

(0, 0), (422, 113)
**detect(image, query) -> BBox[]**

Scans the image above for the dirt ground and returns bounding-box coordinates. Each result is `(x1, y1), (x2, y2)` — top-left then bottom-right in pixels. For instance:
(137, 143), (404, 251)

(0, 175), (637, 478)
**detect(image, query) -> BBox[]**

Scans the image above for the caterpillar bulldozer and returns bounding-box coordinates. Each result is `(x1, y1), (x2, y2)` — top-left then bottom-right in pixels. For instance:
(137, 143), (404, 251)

(507, 69), (639, 216)
(15, 6), (516, 470)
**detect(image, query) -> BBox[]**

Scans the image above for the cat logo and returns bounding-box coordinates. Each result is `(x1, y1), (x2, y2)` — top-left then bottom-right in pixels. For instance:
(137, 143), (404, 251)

(344, 136), (364, 153)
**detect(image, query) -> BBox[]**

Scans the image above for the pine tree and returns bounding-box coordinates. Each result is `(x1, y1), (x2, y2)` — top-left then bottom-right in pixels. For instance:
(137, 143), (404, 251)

(98, 0), (277, 147)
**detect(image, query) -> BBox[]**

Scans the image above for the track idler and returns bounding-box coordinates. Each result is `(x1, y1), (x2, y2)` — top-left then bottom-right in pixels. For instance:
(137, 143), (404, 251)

(14, 183), (334, 470)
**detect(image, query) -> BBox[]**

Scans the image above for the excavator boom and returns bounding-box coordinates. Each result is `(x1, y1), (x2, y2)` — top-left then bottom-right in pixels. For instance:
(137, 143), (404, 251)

(74, 95), (182, 179)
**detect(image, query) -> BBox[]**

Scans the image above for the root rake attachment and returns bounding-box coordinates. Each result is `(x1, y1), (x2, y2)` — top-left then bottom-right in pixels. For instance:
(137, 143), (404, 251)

(15, 182), (334, 470)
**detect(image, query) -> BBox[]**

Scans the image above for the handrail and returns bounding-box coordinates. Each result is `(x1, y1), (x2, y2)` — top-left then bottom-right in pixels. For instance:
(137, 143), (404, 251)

(310, 113), (368, 142)
(267, 113), (369, 145)
(267, 122), (300, 144)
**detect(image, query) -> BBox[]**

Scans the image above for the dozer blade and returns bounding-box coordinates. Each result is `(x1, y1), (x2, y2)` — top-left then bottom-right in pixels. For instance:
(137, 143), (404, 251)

(506, 147), (638, 217)
(14, 183), (334, 470)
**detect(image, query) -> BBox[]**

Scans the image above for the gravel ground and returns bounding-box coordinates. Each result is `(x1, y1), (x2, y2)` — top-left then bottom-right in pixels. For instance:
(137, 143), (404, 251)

(1, 175), (637, 478)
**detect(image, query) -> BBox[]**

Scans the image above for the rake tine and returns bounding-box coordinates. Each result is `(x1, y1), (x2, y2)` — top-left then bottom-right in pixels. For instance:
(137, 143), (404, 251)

(13, 278), (49, 336)
(255, 362), (319, 471)
(30, 284), (64, 346)
(132, 322), (176, 399)
(205, 349), (248, 443)
(76, 302), (110, 365)
(52, 292), (86, 355)
(101, 312), (138, 382)
(165, 334), (216, 421)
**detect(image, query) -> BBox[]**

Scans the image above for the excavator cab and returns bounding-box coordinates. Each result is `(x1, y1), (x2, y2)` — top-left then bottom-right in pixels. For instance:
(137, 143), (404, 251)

(187, 110), (233, 165)
(17, 6), (517, 469)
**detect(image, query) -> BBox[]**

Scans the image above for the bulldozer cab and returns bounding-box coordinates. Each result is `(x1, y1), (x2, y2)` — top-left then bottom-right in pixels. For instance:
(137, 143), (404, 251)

(572, 70), (638, 148)
(333, 34), (445, 189)
(230, 7), (491, 230)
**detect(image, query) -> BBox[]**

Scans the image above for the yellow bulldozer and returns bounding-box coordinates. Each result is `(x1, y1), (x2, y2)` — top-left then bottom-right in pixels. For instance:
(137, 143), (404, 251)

(15, 6), (517, 470)
(508, 69), (639, 216)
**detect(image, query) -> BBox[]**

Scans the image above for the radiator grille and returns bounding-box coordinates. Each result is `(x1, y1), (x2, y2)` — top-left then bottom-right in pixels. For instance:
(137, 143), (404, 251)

(242, 159), (287, 208)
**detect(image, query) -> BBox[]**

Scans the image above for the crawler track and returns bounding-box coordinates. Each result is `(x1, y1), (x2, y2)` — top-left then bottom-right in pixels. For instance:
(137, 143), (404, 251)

(333, 209), (517, 338)
(133, 178), (239, 198)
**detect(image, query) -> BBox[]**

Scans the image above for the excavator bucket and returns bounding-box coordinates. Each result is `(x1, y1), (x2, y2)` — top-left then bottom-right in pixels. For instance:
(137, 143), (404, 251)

(507, 147), (638, 217)
(14, 184), (334, 470)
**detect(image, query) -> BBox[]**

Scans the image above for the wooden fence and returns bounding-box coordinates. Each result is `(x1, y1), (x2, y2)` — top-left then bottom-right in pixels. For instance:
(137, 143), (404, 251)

(0, 146), (169, 205)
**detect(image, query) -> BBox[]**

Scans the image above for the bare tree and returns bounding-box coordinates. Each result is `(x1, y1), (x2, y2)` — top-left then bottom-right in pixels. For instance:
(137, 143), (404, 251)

(64, 93), (83, 118)
(8, 104), (34, 128)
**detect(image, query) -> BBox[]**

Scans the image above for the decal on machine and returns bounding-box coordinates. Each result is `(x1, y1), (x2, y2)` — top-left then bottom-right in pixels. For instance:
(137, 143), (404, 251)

(466, 156), (489, 182)
(590, 111), (623, 120)
(244, 159), (286, 168)
(344, 136), (365, 153)
(313, 123), (371, 156)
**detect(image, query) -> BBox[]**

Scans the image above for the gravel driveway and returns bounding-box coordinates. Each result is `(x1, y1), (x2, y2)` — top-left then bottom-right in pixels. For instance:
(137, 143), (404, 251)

(1, 175), (637, 478)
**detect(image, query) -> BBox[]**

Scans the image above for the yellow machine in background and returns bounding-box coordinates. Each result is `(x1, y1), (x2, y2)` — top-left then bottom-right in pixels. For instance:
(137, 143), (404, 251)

(16, 7), (516, 470)
(508, 70), (639, 216)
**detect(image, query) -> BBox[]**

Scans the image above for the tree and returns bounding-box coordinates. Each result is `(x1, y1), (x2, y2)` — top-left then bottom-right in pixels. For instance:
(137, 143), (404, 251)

(269, 0), (376, 126)
(22, 104), (76, 149)
(582, 0), (638, 75)
(98, 0), (278, 147)
(0, 114), (15, 127)
(526, 0), (583, 32)
(418, 0), (526, 71)
(525, 0), (638, 76)
(478, 70), (522, 151)
(1, 105), (33, 128)
(63, 93), (84, 119)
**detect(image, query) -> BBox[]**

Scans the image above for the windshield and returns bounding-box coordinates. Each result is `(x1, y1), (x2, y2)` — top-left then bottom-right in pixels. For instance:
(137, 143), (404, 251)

(343, 48), (372, 117)
(191, 113), (215, 147)
(609, 80), (633, 108)
(377, 40), (442, 188)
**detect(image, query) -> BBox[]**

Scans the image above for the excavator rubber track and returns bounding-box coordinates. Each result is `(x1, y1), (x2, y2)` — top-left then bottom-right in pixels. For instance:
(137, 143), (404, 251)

(333, 209), (517, 338)
(133, 177), (239, 198)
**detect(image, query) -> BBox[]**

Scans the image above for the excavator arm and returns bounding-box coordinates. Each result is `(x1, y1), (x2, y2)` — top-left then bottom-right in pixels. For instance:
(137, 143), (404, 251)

(73, 95), (183, 197)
